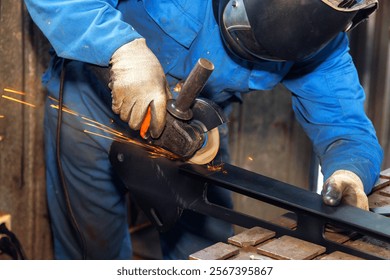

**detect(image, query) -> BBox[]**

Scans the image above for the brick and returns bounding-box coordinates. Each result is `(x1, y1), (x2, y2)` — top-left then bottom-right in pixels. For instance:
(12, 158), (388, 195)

(189, 242), (239, 260)
(257, 235), (326, 260)
(318, 251), (363, 260)
(228, 226), (275, 247)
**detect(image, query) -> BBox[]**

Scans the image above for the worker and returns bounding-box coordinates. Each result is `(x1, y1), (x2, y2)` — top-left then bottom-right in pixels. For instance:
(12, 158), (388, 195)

(23, 0), (383, 260)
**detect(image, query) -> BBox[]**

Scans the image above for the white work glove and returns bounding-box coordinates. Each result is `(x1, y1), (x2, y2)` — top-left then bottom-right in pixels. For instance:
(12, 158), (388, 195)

(109, 38), (170, 138)
(321, 170), (369, 210)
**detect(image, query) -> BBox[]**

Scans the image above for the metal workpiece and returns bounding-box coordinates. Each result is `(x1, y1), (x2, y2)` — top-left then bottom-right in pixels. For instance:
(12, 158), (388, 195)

(110, 139), (390, 259)
(180, 163), (390, 259)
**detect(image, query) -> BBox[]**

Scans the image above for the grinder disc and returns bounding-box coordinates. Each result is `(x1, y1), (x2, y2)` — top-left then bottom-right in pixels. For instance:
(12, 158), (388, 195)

(188, 128), (220, 165)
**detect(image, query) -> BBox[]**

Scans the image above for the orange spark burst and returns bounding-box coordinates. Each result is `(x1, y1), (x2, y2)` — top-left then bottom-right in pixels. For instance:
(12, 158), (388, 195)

(82, 121), (125, 138)
(50, 101), (126, 139)
(50, 104), (79, 116)
(82, 116), (124, 137)
(207, 162), (225, 172)
(0, 115), (4, 118)
(1, 95), (36, 108)
(83, 130), (124, 142)
(48, 96), (58, 102)
(84, 129), (180, 161)
(3, 88), (26, 95)
(48, 98), (181, 161)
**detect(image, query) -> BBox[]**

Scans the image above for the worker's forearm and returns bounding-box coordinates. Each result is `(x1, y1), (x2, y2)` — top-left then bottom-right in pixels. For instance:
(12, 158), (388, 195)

(283, 33), (383, 193)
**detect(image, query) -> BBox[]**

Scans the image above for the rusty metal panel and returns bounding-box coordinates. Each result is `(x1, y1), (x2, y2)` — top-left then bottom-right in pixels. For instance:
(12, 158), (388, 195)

(350, 2), (390, 168)
(0, 1), (24, 192)
(366, 2), (390, 154)
(0, 0), (52, 259)
(229, 86), (313, 223)
(21, 5), (52, 260)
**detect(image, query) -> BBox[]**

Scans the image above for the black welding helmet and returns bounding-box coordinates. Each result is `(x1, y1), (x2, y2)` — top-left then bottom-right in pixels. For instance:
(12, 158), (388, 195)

(213, 0), (378, 62)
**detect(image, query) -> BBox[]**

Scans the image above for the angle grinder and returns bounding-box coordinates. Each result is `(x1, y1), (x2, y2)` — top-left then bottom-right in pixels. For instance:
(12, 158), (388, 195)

(135, 58), (226, 164)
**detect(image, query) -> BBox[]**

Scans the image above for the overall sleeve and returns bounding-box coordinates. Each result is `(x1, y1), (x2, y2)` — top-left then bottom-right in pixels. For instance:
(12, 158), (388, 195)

(282, 33), (383, 193)
(24, 0), (142, 65)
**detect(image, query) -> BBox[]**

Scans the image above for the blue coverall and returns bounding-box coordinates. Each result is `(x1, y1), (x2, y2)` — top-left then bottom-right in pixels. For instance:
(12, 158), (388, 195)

(24, 0), (383, 259)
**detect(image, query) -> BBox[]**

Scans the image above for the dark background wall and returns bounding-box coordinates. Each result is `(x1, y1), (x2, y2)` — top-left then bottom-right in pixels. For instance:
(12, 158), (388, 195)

(0, 1), (389, 259)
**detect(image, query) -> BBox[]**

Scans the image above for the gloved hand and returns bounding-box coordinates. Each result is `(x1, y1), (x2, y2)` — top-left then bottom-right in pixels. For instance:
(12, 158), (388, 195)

(109, 38), (170, 138)
(321, 170), (369, 210)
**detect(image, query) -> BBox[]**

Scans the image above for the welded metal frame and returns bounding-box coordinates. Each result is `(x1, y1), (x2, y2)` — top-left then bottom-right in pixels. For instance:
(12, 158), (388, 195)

(110, 141), (390, 259)
(179, 163), (390, 259)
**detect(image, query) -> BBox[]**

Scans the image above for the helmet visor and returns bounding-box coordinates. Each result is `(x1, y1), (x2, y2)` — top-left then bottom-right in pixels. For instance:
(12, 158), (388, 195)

(220, 0), (286, 61)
